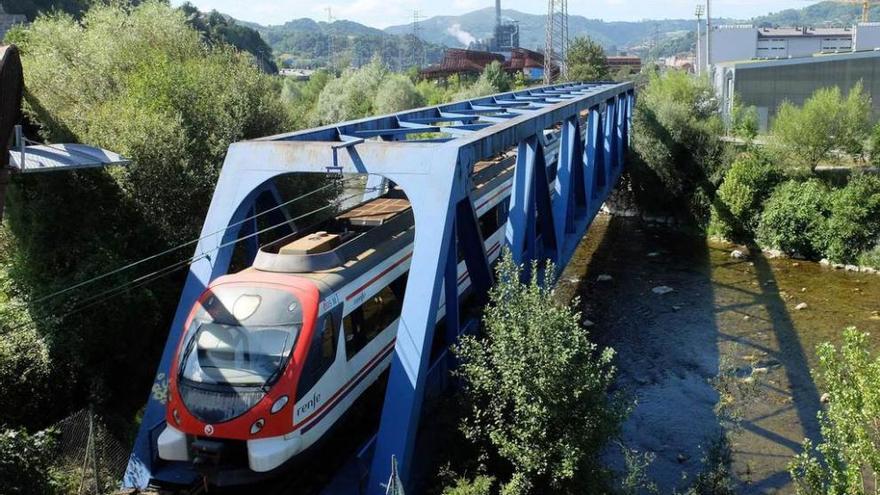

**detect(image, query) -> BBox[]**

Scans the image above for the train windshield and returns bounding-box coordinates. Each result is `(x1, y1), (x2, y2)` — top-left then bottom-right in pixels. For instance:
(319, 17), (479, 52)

(178, 285), (304, 388)
(180, 322), (299, 386)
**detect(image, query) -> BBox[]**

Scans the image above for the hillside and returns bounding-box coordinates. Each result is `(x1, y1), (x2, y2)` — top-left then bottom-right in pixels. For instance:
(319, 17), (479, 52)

(755, 1), (876, 27)
(246, 19), (444, 70)
(383, 7), (702, 52)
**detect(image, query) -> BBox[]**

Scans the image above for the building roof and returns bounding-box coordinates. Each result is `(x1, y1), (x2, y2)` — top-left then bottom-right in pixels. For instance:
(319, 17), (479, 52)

(757, 26), (852, 38)
(717, 48), (880, 70)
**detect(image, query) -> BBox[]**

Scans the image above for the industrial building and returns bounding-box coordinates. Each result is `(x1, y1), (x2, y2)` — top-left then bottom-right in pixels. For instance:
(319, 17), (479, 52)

(709, 23), (880, 66)
(606, 55), (642, 74)
(420, 47), (545, 80)
(491, 0), (519, 52)
(714, 50), (880, 131)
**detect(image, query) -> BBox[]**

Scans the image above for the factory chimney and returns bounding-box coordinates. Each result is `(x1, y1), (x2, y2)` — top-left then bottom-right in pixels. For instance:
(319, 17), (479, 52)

(495, 0), (501, 31)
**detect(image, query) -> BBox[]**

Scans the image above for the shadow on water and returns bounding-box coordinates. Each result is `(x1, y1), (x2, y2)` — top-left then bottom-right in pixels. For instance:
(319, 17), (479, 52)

(559, 215), (828, 494)
(560, 215), (723, 491)
(709, 245), (823, 493)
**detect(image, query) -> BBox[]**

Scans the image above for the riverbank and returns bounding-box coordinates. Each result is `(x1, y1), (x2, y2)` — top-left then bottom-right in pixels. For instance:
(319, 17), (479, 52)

(557, 214), (880, 494)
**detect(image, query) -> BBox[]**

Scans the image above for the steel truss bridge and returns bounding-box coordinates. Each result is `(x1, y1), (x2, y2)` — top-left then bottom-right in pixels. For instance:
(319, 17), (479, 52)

(124, 80), (635, 494)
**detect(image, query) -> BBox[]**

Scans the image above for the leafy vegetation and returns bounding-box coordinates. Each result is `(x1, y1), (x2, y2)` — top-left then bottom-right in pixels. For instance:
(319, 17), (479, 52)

(0, 427), (59, 494)
(756, 180), (831, 258)
(179, 2), (277, 73)
(790, 328), (880, 495)
(454, 254), (625, 494)
(628, 70), (727, 222)
(819, 174), (880, 264)
(1, 0), (292, 437)
(769, 83), (871, 172)
(566, 36), (609, 82)
(709, 152), (783, 240)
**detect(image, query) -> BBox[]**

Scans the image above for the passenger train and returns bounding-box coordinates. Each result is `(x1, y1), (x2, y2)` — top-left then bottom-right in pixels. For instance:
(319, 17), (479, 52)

(156, 135), (562, 483)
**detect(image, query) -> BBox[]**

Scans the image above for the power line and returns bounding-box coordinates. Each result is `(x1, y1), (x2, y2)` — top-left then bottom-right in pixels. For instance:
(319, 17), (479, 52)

(1, 177), (349, 316)
(1, 187), (378, 336)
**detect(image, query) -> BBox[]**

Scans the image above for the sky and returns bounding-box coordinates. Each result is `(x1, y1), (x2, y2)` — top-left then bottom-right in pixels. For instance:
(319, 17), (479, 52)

(171, 0), (818, 29)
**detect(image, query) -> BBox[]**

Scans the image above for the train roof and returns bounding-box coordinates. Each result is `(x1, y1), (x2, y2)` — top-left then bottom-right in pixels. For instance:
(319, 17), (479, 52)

(249, 151), (519, 296)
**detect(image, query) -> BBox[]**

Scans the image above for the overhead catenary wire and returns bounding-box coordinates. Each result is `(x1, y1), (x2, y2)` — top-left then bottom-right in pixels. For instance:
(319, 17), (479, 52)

(0, 176), (357, 315)
(1, 187), (380, 336)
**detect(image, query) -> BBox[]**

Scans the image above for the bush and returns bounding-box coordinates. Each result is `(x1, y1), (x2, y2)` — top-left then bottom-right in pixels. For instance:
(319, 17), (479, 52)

(481, 60), (511, 93)
(629, 71), (727, 223)
(454, 253), (625, 494)
(4, 0), (291, 425)
(858, 244), (880, 269)
(0, 427), (58, 495)
(789, 328), (880, 495)
(373, 73), (425, 115)
(770, 83), (871, 172)
(870, 123), (880, 167)
(314, 57), (387, 124)
(819, 174), (880, 264)
(709, 152), (784, 240)
(756, 180), (830, 258)
(566, 36), (609, 82)
(442, 476), (495, 495)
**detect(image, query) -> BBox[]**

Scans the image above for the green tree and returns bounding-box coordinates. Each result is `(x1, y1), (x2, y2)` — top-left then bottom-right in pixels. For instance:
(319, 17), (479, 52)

(314, 57), (387, 123)
(728, 96), (760, 141)
(454, 253), (625, 494)
(282, 69), (331, 129)
(756, 179), (831, 258)
(178, 2), (278, 73)
(709, 152), (783, 240)
(2, 0), (292, 428)
(770, 83), (871, 172)
(566, 36), (609, 82)
(819, 173), (880, 264)
(629, 70), (727, 223)
(790, 328), (880, 495)
(0, 427), (58, 495)
(373, 73), (425, 115)
(482, 60), (512, 93)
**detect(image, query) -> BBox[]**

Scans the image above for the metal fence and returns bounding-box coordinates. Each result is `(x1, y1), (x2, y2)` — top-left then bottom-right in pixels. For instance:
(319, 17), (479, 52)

(54, 408), (130, 495)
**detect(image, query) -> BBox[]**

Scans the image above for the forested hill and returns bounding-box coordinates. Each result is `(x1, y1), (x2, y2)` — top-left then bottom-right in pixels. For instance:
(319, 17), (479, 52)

(755, 1), (878, 27)
(1, 0), (278, 73)
(243, 18), (446, 70)
(383, 8), (700, 52)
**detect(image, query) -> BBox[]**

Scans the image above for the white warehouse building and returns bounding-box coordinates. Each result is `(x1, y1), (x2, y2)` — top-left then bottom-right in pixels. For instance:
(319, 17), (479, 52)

(708, 23), (880, 66)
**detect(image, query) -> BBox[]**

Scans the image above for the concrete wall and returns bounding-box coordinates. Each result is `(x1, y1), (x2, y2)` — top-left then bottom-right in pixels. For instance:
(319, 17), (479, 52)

(710, 28), (758, 65)
(855, 23), (880, 51)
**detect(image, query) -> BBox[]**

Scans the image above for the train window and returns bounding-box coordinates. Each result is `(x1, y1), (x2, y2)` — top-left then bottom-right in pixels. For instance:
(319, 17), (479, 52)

(296, 315), (338, 400)
(344, 273), (408, 359)
(479, 203), (508, 240)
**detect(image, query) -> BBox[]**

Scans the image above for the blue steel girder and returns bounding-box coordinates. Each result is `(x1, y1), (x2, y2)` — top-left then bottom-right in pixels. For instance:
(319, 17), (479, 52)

(123, 81), (634, 492)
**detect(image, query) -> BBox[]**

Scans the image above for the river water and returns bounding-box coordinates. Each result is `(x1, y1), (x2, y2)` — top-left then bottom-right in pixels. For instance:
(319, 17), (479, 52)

(556, 215), (880, 494)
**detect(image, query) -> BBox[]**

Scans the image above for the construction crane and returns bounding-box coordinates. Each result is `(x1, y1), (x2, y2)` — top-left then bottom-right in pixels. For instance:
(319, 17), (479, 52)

(855, 0), (872, 23)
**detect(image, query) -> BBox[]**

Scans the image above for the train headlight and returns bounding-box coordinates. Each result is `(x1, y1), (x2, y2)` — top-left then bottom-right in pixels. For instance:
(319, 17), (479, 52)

(172, 408), (181, 425)
(250, 418), (265, 435)
(271, 396), (289, 414)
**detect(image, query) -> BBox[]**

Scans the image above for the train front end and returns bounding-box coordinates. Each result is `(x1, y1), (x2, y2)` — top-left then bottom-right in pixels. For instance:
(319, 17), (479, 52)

(156, 271), (320, 481)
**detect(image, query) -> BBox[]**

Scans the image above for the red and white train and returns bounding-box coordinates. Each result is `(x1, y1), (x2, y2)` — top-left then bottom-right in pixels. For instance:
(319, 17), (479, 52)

(154, 147), (534, 482)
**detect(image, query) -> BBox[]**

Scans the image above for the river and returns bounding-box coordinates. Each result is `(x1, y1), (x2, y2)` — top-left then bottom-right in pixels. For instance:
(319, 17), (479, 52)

(556, 215), (880, 494)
